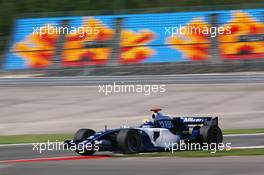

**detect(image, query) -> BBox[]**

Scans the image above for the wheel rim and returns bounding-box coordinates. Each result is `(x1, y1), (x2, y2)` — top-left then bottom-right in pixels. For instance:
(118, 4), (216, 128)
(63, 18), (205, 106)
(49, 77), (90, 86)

(128, 134), (140, 152)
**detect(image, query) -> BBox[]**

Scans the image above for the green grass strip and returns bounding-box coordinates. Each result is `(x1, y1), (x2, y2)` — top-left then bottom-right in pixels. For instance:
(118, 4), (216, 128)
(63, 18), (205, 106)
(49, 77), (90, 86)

(0, 128), (264, 145)
(0, 134), (72, 144)
(223, 128), (264, 135)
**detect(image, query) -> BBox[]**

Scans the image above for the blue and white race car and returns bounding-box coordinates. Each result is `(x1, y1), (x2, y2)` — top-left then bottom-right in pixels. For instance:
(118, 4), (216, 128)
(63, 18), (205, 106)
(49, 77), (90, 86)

(64, 109), (223, 155)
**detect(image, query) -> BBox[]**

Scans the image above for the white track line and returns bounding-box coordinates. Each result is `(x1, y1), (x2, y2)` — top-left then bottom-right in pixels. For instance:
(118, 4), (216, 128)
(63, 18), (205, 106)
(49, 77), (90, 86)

(224, 133), (264, 137)
(0, 143), (33, 147)
(0, 142), (64, 147)
(232, 146), (264, 149)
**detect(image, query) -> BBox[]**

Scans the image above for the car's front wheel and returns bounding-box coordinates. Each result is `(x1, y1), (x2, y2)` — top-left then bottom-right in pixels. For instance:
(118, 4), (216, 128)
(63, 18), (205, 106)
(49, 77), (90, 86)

(117, 129), (142, 154)
(73, 128), (96, 155)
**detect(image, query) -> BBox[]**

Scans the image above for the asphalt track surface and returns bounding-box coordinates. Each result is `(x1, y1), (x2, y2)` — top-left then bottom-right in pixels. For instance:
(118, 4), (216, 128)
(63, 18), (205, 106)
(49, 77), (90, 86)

(0, 134), (264, 162)
(0, 144), (264, 175)
(0, 134), (263, 175)
(1, 83), (264, 135)
(1, 156), (264, 175)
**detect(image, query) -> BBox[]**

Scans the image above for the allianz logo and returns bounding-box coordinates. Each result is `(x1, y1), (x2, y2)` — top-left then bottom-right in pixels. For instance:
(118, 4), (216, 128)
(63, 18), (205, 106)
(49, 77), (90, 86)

(182, 117), (204, 123)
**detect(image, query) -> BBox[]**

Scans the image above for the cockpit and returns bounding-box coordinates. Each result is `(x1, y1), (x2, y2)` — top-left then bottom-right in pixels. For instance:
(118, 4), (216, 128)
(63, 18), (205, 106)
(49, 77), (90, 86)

(140, 109), (173, 129)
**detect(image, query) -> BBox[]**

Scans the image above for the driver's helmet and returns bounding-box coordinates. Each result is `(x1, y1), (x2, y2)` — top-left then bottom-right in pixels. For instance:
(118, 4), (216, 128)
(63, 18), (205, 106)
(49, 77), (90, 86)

(141, 118), (154, 128)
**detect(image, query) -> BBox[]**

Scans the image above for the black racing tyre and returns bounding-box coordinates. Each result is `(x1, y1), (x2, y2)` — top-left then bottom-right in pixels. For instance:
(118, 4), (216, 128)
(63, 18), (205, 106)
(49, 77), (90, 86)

(117, 129), (142, 154)
(200, 125), (223, 144)
(73, 128), (96, 155)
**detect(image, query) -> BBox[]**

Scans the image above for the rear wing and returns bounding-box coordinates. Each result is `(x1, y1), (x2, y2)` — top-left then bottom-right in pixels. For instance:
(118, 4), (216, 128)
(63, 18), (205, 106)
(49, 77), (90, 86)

(173, 117), (219, 126)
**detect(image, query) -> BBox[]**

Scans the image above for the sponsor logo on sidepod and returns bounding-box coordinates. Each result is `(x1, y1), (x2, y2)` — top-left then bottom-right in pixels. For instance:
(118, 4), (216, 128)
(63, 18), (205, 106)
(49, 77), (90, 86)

(182, 117), (204, 123)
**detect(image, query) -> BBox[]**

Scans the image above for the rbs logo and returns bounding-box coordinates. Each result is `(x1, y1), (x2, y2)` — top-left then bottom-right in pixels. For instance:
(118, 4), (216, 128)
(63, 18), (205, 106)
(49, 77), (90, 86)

(158, 120), (174, 129)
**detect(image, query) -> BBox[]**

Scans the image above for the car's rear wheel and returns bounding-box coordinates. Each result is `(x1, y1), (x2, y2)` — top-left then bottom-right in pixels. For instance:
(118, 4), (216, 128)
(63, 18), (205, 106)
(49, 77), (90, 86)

(200, 125), (223, 145)
(73, 128), (96, 155)
(117, 129), (142, 154)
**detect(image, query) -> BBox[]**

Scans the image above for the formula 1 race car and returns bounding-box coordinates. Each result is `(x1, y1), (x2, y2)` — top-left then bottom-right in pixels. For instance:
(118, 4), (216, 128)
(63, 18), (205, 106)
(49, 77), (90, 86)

(64, 109), (223, 155)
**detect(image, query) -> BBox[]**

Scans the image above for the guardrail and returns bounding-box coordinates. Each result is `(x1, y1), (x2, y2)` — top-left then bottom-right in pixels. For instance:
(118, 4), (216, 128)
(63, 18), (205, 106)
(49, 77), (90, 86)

(1, 73), (264, 86)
